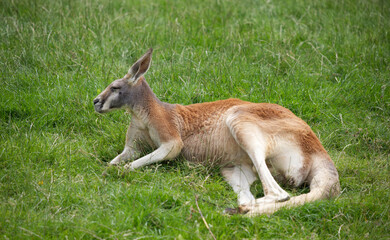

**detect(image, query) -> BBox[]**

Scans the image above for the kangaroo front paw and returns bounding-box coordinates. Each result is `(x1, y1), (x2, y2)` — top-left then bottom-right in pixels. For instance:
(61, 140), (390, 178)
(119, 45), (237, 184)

(123, 163), (135, 171)
(110, 155), (122, 165)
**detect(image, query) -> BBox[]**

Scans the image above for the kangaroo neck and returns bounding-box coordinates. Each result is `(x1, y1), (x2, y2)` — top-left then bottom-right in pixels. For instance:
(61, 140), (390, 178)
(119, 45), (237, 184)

(128, 78), (169, 119)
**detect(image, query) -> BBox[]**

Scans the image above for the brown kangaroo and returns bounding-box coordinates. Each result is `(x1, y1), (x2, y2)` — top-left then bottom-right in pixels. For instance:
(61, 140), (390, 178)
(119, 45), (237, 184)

(93, 48), (340, 215)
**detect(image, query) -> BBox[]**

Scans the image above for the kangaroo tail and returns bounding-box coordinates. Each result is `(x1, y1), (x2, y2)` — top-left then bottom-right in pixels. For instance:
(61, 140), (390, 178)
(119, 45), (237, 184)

(240, 182), (340, 216)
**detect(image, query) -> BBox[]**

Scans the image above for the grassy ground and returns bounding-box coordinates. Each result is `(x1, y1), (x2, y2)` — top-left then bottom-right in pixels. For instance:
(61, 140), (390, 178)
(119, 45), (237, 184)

(1, 0), (389, 239)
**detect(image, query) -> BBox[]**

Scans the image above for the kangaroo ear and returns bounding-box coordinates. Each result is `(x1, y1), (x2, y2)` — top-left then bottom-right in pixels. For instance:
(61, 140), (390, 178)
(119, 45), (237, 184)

(125, 48), (153, 84)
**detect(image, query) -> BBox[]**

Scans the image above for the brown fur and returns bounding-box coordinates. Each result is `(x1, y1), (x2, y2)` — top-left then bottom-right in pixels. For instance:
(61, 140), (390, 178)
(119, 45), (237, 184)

(93, 49), (340, 215)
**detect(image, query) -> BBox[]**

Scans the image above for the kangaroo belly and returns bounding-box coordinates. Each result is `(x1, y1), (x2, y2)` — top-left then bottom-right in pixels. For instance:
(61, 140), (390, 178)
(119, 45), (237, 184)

(181, 123), (249, 165)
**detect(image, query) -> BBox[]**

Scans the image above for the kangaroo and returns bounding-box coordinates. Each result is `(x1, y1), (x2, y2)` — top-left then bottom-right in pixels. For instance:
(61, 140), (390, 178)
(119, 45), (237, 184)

(93, 48), (340, 215)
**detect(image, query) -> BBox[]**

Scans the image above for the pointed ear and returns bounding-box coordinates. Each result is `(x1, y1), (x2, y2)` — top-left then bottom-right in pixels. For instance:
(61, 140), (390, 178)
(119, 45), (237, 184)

(125, 48), (153, 84)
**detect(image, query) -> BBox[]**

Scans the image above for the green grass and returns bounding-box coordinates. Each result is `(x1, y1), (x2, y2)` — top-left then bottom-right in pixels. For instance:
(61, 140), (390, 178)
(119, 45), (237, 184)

(1, 0), (389, 238)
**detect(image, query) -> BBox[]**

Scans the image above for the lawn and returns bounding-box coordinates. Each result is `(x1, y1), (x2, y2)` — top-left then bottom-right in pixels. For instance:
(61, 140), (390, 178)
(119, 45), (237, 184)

(0, 0), (389, 239)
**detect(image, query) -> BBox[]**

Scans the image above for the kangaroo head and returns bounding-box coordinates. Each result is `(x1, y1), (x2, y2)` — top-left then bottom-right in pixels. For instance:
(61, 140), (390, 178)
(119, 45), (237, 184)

(93, 48), (153, 113)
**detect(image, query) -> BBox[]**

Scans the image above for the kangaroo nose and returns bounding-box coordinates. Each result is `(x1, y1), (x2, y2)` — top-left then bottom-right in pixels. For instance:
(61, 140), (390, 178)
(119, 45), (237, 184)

(93, 98), (100, 105)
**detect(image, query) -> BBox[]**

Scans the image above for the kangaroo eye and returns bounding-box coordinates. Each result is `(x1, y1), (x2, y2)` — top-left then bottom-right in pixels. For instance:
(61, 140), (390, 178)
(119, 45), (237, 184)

(111, 86), (120, 91)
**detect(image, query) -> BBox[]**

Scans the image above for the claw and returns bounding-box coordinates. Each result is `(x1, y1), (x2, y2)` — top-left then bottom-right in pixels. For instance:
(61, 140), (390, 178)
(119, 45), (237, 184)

(238, 205), (250, 214)
(224, 208), (240, 215)
(277, 195), (290, 202)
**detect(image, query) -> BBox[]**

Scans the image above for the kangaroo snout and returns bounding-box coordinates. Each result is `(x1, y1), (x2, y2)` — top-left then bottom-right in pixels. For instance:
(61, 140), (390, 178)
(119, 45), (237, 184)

(93, 97), (104, 113)
(93, 98), (100, 105)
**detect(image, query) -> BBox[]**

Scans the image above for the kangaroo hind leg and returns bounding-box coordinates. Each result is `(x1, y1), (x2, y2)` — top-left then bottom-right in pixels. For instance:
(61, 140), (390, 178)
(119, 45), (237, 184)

(226, 115), (290, 204)
(221, 164), (257, 205)
(241, 155), (340, 215)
